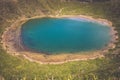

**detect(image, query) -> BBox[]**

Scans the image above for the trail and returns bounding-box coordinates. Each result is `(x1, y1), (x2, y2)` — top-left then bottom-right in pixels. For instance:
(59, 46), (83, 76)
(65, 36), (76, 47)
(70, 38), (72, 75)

(56, 8), (64, 16)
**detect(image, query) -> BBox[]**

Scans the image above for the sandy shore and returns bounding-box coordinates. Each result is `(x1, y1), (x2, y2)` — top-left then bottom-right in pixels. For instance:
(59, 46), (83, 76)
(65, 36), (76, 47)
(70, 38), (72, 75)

(1, 15), (118, 64)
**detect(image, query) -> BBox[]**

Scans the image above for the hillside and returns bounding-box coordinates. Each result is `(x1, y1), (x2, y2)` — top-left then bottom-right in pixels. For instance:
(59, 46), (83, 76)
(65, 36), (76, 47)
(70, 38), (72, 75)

(0, 0), (120, 80)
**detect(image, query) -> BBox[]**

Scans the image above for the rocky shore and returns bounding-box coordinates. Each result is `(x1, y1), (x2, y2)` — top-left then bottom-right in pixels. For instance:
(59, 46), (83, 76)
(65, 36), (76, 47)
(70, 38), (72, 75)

(1, 15), (118, 64)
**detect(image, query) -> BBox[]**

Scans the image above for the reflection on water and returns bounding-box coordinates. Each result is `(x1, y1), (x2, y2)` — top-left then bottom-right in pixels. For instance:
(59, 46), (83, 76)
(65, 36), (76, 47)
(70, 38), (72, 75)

(21, 17), (111, 54)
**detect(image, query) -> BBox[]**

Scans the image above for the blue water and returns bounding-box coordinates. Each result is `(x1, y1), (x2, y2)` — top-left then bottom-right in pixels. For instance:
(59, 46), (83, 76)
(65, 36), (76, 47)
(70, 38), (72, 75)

(21, 17), (111, 54)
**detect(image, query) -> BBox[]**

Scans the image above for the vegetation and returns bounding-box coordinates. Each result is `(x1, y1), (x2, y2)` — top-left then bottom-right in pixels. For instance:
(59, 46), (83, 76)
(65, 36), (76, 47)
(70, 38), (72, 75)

(0, 0), (120, 80)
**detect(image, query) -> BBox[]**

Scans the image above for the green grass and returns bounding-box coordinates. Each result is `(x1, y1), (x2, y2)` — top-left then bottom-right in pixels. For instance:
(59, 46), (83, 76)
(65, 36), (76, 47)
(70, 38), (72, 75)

(0, 51), (110, 80)
(0, 1), (120, 80)
(0, 50), (119, 80)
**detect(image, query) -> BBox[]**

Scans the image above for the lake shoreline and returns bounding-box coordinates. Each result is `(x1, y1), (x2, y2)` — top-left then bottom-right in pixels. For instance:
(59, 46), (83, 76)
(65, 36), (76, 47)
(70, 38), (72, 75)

(1, 15), (118, 64)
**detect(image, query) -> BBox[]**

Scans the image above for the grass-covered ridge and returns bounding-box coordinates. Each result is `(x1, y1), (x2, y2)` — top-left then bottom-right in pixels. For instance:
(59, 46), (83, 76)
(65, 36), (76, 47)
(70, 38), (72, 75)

(0, 0), (120, 80)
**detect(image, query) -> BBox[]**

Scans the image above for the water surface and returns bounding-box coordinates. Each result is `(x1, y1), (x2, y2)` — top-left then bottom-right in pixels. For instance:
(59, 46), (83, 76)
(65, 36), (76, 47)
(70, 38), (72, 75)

(21, 17), (111, 54)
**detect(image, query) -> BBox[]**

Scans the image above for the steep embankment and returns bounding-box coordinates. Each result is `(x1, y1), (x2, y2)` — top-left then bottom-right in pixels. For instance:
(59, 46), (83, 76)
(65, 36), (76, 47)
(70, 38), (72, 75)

(0, 0), (61, 33)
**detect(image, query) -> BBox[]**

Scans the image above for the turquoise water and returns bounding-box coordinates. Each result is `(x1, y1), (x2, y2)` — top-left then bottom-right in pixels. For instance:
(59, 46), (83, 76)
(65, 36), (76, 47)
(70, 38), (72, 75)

(21, 17), (111, 54)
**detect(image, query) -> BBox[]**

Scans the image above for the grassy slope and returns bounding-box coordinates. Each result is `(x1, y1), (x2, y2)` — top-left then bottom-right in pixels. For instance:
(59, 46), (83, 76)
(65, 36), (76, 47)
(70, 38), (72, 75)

(0, 0), (120, 80)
